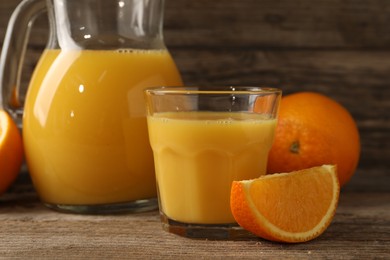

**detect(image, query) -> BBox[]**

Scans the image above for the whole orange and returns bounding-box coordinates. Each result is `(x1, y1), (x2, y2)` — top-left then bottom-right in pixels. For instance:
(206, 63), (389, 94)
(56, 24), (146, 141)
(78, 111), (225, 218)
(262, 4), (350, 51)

(267, 92), (360, 187)
(0, 110), (24, 195)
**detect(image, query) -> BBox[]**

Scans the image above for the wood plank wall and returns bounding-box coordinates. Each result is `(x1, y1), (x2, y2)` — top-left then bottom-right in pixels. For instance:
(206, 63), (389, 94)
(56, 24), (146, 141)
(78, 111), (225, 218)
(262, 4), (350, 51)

(0, 0), (389, 191)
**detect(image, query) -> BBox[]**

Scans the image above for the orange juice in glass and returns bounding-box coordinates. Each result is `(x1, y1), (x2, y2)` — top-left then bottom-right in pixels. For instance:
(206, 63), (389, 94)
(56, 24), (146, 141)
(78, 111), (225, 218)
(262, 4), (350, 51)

(145, 87), (281, 239)
(23, 49), (182, 213)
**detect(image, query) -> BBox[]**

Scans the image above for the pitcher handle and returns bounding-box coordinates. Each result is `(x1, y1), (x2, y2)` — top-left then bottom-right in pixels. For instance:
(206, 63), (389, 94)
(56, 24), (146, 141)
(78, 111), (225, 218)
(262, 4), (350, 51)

(0, 0), (46, 127)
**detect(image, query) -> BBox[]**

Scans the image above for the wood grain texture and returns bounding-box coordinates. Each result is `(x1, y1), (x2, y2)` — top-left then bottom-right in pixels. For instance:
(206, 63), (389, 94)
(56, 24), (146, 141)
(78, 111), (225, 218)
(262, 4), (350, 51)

(164, 0), (390, 49)
(0, 190), (389, 259)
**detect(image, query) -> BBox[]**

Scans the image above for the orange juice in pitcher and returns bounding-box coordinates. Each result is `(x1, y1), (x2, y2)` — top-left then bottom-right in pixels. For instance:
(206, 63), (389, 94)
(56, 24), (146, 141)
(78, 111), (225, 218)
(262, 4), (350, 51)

(0, 0), (182, 213)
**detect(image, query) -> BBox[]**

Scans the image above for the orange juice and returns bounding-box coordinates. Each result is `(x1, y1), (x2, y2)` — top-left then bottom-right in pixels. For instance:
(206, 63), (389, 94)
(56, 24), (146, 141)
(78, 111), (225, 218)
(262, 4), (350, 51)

(23, 49), (182, 205)
(147, 112), (277, 224)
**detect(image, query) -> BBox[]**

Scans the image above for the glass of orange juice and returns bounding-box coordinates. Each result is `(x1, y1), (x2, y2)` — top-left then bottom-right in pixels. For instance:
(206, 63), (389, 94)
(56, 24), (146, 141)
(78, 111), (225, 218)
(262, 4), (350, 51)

(145, 86), (282, 239)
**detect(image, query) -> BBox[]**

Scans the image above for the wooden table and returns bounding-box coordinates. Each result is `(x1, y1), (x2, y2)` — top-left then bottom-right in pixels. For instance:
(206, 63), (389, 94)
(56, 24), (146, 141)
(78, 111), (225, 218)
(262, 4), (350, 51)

(0, 177), (389, 259)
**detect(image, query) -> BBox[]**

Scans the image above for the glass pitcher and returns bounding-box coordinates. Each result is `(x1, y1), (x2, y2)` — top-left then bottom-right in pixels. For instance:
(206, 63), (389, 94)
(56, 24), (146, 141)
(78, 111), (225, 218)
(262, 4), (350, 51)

(0, 0), (183, 213)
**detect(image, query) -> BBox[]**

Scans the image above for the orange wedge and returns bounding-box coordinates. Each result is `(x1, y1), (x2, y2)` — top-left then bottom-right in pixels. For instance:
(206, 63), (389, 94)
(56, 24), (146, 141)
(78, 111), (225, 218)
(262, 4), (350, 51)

(0, 110), (23, 194)
(230, 165), (339, 243)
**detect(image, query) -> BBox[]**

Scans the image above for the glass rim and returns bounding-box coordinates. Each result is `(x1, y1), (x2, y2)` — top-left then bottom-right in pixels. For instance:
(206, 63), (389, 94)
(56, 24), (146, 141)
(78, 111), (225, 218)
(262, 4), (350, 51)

(144, 86), (282, 95)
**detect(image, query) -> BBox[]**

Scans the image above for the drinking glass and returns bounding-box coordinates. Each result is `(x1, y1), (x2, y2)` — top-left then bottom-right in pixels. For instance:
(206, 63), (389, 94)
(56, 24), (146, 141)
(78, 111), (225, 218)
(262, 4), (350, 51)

(145, 86), (281, 239)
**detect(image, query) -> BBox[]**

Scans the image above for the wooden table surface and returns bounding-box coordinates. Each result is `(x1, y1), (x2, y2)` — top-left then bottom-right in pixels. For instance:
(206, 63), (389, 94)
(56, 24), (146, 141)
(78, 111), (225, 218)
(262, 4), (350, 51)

(0, 178), (388, 259)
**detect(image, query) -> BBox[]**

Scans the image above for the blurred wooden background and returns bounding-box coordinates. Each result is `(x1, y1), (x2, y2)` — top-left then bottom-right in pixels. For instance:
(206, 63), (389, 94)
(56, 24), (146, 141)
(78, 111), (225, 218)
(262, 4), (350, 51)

(0, 0), (389, 192)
